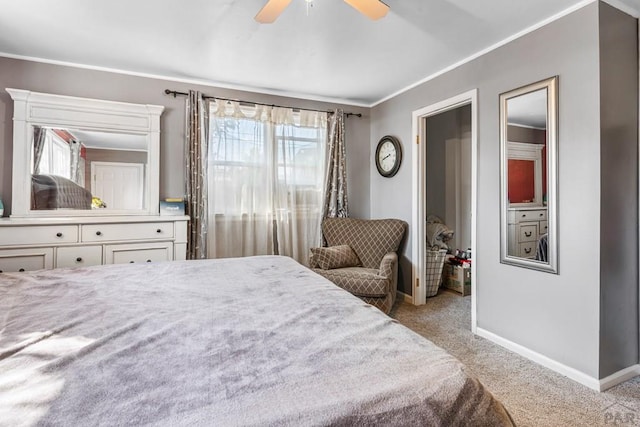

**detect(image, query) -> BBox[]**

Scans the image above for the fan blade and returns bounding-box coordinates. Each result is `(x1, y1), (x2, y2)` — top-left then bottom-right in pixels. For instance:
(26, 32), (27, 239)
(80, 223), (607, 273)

(255, 0), (293, 23)
(344, 0), (389, 20)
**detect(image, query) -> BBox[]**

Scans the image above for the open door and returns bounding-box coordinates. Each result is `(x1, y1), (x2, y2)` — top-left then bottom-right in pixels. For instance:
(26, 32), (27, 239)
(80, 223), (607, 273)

(91, 162), (145, 210)
(411, 89), (478, 333)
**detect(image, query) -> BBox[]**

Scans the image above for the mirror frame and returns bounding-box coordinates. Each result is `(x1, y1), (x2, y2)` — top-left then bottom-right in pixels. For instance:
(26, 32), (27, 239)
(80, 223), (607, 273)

(7, 88), (164, 217)
(499, 76), (558, 274)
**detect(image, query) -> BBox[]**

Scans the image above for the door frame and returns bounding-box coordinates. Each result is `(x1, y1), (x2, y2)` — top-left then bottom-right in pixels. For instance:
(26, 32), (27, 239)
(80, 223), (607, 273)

(411, 89), (478, 333)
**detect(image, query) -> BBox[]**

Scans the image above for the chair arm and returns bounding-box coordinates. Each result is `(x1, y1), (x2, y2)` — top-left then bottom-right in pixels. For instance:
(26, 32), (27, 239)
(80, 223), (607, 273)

(378, 252), (398, 279)
(308, 250), (319, 269)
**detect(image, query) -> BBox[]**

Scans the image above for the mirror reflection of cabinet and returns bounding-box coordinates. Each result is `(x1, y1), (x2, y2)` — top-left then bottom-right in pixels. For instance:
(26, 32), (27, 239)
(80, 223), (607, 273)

(507, 207), (547, 259)
(500, 76), (558, 273)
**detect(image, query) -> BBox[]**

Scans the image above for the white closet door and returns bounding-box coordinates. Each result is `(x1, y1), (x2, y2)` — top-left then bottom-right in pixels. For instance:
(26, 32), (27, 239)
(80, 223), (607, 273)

(91, 162), (144, 210)
(444, 140), (458, 247)
(445, 132), (472, 251)
(459, 132), (472, 250)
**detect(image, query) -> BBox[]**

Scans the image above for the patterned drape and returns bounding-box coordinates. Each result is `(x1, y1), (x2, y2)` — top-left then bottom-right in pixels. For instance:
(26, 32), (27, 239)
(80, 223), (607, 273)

(32, 126), (47, 174)
(69, 139), (83, 185)
(185, 91), (209, 259)
(323, 109), (348, 218)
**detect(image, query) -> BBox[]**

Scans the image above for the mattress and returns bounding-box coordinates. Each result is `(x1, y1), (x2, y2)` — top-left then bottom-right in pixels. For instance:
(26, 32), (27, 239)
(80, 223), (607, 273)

(0, 256), (513, 426)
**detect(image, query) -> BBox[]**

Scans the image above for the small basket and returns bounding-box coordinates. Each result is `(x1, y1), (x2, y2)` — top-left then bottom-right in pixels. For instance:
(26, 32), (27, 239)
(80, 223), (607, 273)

(425, 248), (448, 297)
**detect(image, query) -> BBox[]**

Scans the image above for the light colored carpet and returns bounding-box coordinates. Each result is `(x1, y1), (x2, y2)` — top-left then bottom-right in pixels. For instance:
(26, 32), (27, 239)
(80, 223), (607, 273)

(390, 290), (640, 427)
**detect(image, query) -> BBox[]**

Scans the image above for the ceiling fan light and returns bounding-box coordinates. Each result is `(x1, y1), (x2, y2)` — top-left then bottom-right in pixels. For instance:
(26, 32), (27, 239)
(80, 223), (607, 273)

(255, 0), (293, 23)
(343, 0), (389, 20)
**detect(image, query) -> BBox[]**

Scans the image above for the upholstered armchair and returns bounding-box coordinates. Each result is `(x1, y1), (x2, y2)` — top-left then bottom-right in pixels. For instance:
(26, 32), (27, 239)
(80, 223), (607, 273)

(309, 218), (407, 314)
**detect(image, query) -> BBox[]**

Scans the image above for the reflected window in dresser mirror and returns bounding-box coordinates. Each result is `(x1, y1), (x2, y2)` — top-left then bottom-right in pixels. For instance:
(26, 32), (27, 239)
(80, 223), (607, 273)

(500, 76), (558, 274)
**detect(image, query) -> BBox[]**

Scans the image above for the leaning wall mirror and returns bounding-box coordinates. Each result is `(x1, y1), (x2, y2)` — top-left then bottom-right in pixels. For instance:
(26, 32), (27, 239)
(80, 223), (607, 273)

(499, 76), (558, 273)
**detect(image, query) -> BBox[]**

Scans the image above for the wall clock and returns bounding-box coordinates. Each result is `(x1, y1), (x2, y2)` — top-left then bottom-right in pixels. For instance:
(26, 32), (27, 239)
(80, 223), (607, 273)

(375, 135), (402, 178)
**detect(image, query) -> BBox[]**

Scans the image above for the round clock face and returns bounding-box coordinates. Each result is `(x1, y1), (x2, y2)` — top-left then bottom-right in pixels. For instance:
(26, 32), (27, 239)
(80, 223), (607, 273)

(375, 136), (402, 177)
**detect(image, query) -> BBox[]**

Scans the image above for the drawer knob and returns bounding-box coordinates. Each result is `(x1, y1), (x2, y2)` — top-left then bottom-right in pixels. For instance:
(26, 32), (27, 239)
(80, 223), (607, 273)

(76, 257), (83, 263)
(18, 268), (25, 272)
(146, 259), (152, 263)
(129, 261), (135, 263)
(96, 231), (102, 236)
(56, 232), (63, 237)
(539, 213), (543, 217)
(524, 248), (531, 254)
(0, 270), (3, 273)
(156, 229), (162, 233)
(524, 231), (532, 237)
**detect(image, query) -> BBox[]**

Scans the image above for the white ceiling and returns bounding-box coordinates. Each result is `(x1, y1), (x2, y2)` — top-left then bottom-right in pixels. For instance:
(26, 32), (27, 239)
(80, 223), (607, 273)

(507, 89), (547, 129)
(0, 0), (638, 106)
(69, 129), (148, 151)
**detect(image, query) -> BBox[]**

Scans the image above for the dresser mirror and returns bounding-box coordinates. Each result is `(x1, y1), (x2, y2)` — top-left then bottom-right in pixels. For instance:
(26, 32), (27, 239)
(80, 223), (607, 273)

(31, 126), (148, 212)
(7, 88), (163, 217)
(499, 76), (558, 273)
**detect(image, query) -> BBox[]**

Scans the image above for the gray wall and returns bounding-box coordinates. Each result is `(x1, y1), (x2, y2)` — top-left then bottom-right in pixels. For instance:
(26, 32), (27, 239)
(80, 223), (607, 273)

(507, 125), (546, 144)
(371, 3), (605, 377)
(0, 57), (370, 218)
(598, 3), (639, 378)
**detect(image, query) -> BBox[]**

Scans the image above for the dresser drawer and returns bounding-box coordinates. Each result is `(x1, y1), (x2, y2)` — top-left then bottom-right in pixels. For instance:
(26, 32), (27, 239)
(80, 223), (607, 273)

(539, 220), (548, 235)
(104, 242), (172, 265)
(0, 248), (54, 273)
(518, 242), (536, 258)
(0, 225), (78, 246)
(518, 224), (538, 242)
(81, 222), (174, 243)
(515, 209), (547, 222)
(56, 246), (103, 268)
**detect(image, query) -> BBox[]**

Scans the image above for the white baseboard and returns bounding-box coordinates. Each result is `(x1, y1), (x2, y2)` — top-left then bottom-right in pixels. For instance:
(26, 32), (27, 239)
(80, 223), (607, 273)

(599, 364), (640, 391)
(476, 327), (640, 391)
(397, 291), (413, 304)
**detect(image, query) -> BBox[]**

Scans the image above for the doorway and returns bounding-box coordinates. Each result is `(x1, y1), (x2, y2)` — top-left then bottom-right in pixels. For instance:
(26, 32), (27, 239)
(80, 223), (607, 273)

(411, 89), (478, 333)
(91, 161), (145, 210)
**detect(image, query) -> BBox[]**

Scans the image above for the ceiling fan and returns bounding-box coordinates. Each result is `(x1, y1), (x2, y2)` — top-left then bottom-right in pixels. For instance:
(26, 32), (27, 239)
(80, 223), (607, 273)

(255, 0), (389, 24)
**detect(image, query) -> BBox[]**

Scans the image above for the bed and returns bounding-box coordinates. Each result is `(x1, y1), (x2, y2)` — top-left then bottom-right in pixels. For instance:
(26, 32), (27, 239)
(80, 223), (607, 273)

(0, 256), (514, 426)
(31, 174), (92, 210)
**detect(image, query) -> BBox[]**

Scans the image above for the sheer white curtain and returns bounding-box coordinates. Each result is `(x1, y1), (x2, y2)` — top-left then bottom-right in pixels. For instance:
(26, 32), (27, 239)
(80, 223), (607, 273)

(207, 100), (327, 265)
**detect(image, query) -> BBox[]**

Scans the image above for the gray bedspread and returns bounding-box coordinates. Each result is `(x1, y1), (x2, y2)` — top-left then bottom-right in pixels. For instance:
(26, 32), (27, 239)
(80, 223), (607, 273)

(0, 256), (514, 426)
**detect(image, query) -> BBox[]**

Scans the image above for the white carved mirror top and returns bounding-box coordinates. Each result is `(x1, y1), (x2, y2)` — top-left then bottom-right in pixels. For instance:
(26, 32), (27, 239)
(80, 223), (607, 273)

(6, 89), (164, 218)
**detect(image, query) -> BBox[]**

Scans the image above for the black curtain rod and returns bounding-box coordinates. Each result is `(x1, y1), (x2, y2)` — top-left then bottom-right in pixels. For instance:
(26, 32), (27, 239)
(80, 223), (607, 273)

(164, 89), (362, 118)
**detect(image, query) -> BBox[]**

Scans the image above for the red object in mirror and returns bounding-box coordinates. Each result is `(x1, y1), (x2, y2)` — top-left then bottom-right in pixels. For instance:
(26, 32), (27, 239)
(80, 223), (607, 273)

(508, 159), (535, 203)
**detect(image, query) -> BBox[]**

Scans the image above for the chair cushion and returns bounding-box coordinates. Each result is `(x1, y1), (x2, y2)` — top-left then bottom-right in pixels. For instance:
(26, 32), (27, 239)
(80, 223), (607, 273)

(313, 267), (389, 297)
(310, 245), (362, 270)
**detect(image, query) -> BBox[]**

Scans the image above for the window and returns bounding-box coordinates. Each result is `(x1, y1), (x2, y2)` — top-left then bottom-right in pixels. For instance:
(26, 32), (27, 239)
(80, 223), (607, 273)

(38, 132), (71, 179)
(207, 102), (327, 264)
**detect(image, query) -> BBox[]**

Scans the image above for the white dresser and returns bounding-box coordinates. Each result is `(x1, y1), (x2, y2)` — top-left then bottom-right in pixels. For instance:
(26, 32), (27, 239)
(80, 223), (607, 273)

(1, 89), (191, 273)
(507, 207), (547, 259)
(0, 216), (189, 273)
